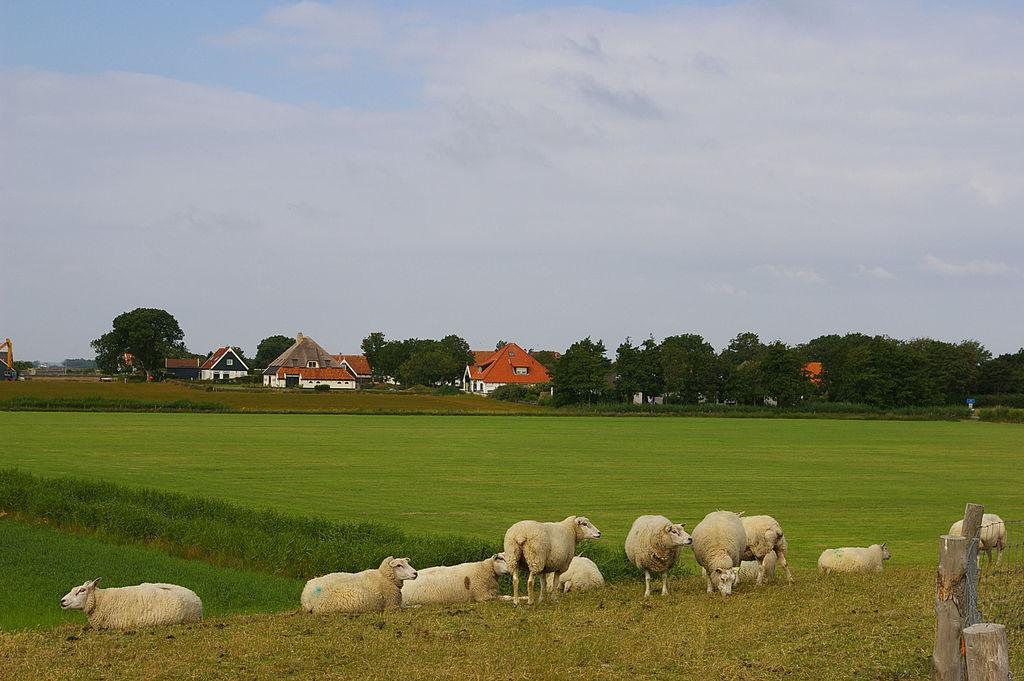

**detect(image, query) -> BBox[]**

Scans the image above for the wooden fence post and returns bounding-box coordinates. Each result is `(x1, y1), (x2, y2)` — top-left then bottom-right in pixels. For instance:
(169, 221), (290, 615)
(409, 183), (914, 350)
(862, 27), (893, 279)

(962, 503), (985, 630)
(963, 623), (1010, 681)
(933, 534), (969, 681)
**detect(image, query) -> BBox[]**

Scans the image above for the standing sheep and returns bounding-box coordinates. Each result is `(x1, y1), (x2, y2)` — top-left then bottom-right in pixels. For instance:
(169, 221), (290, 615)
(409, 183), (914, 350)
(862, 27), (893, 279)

(740, 515), (794, 585)
(546, 556), (605, 593)
(401, 554), (509, 606)
(503, 515), (602, 605)
(624, 515), (693, 597)
(60, 578), (202, 630)
(691, 511), (746, 596)
(817, 544), (890, 574)
(949, 514), (1007, 567)
(302, 556), (417, 614)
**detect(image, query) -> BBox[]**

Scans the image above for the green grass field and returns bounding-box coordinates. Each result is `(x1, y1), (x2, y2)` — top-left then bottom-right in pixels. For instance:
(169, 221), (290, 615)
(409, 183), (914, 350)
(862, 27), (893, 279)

(2, 412), (1021, 567)
(0, 518), (301, 630)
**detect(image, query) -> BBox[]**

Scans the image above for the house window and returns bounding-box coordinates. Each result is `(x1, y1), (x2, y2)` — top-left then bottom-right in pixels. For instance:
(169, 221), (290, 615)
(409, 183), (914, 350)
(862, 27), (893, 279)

(514, 367), (528, 375)
(291, 359), (299, 366)
(508, 350), (515, 357)
(226, 358), (233, 366)
(307, 361), (317, 368)
(324, 359), (331, 367)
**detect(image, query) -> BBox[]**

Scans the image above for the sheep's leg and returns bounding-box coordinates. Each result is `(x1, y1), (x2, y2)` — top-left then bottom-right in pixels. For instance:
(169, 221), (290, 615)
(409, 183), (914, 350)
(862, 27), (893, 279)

(547, 572), (559, 602)
(777, 549), (794, 584)
(996, 546), (1004, 566)
(704, 570), (713, 594)
(661, 572), (669, 596)
(512, 570), (521, 606)
(563, 580), (570, 594)
(756, 559), (765, 586)
(526, 571), (535, 605)
(644, 570), (652, 597)
(536, 573), (545, 603)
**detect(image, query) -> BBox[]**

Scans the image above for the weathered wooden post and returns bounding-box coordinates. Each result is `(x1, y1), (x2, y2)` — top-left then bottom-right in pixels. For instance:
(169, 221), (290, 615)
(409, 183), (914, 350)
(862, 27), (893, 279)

(963, 623), (1010, 681)
(933, 534), (969, 680)
(961, 503), (985, 630)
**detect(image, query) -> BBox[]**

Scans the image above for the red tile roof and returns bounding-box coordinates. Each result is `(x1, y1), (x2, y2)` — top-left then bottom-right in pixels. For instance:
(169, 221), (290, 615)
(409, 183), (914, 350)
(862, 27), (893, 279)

(165, 358), (200, 368)
(467, 343), (551, 384)
(201, 347), (230, 370)
(277, 366), (357, 381)
(332, 354), (372, 376)
(802, 361), (823, 385)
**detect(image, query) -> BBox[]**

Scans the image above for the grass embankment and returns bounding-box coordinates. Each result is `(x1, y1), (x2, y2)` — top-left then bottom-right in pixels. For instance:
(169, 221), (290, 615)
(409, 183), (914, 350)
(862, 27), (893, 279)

(5, 564), (1011, 681)
(2, 413), (1022, 567)
(0, 380), (543, 414)
(0, 518), (300, 631)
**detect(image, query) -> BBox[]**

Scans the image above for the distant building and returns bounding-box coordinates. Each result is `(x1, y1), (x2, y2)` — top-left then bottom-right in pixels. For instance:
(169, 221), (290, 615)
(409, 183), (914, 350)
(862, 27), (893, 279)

(803, 361), (823, 385)
(263, 333), (341, 388)
(333, 354), (373, 386)
(273, 365), (358, 390)
(200, 347), (249, 381)
(165, 358), (201, 380)
(464, 342), (551, 395)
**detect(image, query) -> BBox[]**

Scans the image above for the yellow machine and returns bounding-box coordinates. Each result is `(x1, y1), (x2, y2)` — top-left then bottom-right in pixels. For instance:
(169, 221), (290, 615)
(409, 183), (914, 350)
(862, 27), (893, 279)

(2, 338), (15, 380)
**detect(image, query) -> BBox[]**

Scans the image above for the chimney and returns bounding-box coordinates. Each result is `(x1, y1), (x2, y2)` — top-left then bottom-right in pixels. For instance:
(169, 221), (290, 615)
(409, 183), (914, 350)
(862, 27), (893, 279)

(296, 332), (304, 340)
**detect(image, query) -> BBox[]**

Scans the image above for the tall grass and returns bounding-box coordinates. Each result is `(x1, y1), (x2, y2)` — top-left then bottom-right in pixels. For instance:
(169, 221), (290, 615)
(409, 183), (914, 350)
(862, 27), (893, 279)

(977, 406), (1024, 424)
(560, 401), (970, 420)
(0, 470), (642, 583)
(0, 396), (227, 412)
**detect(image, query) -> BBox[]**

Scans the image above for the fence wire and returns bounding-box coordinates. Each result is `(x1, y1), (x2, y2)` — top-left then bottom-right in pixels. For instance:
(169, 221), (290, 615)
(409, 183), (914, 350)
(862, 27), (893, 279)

(976, 519), (1024, 632)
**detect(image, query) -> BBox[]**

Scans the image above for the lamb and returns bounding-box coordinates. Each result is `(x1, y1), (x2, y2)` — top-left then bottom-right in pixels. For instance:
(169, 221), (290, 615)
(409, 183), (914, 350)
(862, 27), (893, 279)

(503, 515), (602, 605)
(691, 511), (746, 596)
(60, 578), (202, 630)
(817, 544), (890, 574)
(734, 554), (776, 584)
(949, 514), (1007, 567)
(301, 556), (418, 614)
(545, 556), (605, 593)
(740, 515), (794, 585)
(401, 554), (509, 606)
(623, 514), (693, 597)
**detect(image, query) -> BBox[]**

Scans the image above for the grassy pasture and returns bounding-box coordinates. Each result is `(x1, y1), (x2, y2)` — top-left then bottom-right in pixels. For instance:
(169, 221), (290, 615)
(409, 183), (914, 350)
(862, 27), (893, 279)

(0, 518), (301, 630)
(0, 379), (542, 414)
(2, 412), (1021, 567)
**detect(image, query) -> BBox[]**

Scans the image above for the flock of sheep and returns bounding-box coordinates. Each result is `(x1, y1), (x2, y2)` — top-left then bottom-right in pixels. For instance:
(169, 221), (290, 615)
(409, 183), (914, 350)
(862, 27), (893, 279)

(59, 511), (1007, 630)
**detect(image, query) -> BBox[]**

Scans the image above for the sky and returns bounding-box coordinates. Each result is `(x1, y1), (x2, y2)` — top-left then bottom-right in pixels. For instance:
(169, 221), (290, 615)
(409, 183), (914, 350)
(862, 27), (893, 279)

(2, 0), (1023, 361)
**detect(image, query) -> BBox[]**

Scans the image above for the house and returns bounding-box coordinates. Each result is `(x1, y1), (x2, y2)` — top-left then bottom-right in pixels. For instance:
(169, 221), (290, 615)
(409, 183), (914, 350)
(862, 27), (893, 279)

(264, 333), (350, 388)
(200, 347), (249, 381)
(463, 342), (551, 395)
(164, 358), (201, 380)
(333, 354), (373, 385)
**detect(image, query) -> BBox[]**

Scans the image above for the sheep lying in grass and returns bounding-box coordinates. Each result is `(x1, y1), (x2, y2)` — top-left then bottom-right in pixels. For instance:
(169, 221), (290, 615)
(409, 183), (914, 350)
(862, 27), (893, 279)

(546, 556), (605, 594)
(60, 578), (202, 630)
(740, 515), (794, 585)
(817, 544), (890, 574)
(302, 557), (417, 614)
(504, 516), (601, 605)
(691, 511), (745, 596)
(401, 554), (509, 606)
(624, 515), (692, 597)
(949, 514), (1007, 567)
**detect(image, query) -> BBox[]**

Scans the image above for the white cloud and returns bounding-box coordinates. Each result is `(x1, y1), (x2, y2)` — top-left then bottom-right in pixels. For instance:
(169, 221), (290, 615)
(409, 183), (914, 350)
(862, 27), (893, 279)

(923, 255), (1021, 278)
(751, 265), (825, 284)
(855, 264), (896, 280)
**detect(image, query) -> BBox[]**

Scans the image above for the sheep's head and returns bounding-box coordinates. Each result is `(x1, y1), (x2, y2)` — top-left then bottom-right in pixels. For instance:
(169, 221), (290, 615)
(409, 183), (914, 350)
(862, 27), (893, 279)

(390, 557), (418, 581)
(574, 516), (601, 540)
(491, 553), (510, 576)
(60, 578), (100, 610)
(710, 568), (738, 596)
(665, 523), (693, 547)
(880, 543), (891, 561)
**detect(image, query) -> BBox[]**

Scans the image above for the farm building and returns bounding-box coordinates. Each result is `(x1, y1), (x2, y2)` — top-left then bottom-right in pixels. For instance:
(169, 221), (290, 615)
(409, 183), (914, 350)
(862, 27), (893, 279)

(273, 365), (358, 390)
(200, 347), (249, 381)
(263, 333), (351, 389)
(164, 358), (201, 380)
(463, 342), (551, 395)
(333, 354), (373, 385)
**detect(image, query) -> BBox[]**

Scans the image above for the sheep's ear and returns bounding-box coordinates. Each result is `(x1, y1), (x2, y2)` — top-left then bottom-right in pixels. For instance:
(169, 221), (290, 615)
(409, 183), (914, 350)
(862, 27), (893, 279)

(88, 577), (101, 588)
(881, 543), (887, 549)
(663, 523), (673, 533)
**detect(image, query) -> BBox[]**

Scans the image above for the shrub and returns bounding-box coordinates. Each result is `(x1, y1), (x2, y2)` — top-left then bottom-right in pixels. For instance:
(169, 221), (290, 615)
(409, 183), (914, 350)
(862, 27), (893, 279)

(313, 384), (331, 392)
(977, 406), (1024, 423)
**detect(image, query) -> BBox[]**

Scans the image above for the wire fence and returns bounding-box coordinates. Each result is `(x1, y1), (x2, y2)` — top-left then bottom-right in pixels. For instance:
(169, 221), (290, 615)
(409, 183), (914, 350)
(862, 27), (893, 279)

(976, 519), (1024, 631)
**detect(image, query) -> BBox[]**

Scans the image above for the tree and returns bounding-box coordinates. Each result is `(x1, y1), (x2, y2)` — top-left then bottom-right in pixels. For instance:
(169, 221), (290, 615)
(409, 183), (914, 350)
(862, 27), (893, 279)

(614, 337), (662, 400)
(529, 350), (561, 372)
(551, 337), (611, 405)
(660, 334), (718, 403)
(91, 308), (187, 377)
(495, 340), (507, 350)
(254, 335), (293, 369)
(719, 332), (766, 404)
(360, 332), (387, 379)
(759, 341), (812, 407)
(978, 349), (1024, 394)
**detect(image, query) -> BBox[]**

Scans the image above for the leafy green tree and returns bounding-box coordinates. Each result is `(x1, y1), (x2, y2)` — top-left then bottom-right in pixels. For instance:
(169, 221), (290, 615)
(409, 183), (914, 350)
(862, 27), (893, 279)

(91, 308), (187, 377)
(438, 335), (474, 384)
(360, 332), (387, 378)
(614, 337), (663, 400)
(759, 341), (812, 406)
(254, 335), (293, 369)
(978, 349), (1024, 394)
(660, 334), (718, 403)
(529, 350), (561, 371)
(397, 349), (447, 386)
(551, 337), (611, 405)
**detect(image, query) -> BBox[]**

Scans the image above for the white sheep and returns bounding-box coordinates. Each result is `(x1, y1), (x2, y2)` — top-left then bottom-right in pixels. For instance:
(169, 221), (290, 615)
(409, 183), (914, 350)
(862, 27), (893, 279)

(817, 544), (890, 574)
(60, 578), (202, 630)
(503, 515), (601, 605)
(691, 511), (746, 596)
(301, 556), (417, 614)
(949, 514), (1007, 567)
(734, 554), (776, 584)
(545, 556), (605, 593)
(624, 514), (693, 597)
(401, 554), (509, 606)
(740, 515), (794, 585)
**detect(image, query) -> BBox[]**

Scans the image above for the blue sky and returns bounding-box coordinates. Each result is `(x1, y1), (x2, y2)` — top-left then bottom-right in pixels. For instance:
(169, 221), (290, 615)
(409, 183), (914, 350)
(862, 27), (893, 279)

(2, 1), (1023, 360)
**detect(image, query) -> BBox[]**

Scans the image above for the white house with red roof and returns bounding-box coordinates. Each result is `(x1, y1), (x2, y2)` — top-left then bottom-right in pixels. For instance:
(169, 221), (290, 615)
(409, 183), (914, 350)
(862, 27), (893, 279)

(262, 333), (361, 390)
(463, 343), (551, 395)
(200, 347), (249, 381)
(332, 354), (373, 385)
